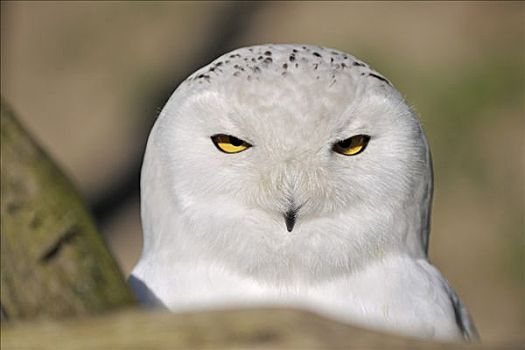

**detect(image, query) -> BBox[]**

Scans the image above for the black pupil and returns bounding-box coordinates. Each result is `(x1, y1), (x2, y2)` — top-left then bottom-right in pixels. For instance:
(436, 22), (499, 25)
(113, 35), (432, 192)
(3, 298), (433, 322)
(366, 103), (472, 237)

(338, 138), (353, 148)
(229, 136), (243, 147)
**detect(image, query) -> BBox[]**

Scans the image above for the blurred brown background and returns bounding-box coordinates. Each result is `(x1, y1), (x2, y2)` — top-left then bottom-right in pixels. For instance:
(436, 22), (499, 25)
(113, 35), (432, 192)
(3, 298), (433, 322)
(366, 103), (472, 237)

(1, 1), (523, 343)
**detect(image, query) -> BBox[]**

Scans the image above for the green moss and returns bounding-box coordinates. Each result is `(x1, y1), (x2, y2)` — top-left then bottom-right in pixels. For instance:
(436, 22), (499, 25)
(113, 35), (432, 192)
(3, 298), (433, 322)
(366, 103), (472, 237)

(1, 99), (135, 320)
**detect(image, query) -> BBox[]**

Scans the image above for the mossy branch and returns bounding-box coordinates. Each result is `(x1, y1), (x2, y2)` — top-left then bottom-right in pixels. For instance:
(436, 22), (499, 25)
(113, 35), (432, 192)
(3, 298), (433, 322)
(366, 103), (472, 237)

(1, 308), (503, 349)
(0, 99), (135, 320)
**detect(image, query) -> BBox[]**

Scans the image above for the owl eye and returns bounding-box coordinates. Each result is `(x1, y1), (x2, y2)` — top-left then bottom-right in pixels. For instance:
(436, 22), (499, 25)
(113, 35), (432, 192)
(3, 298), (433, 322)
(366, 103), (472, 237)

(211, 134), (252, 154)
(333, 135), (370, 156)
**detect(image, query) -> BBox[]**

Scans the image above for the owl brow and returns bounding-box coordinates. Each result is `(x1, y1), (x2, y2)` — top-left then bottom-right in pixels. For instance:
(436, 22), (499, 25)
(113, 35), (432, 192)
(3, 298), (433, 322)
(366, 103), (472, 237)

(330, 113), (365, 137)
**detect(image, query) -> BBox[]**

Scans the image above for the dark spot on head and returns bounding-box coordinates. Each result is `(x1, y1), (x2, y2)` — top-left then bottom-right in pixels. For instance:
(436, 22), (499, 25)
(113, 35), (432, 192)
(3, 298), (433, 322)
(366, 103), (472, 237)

(341, 62), (347, 68)
(282, 63), (288, 69)
(281, 71), (287, 76)
(353, 61), (365, 67)
(248, 48), (254, 52)
(251, 58), (256, 62)
(258, 56), (263, 60)
(243, 57), (248, 61)
(331, 51), (339, 55)
(229, 54), (236, 58)
(289, 55), (296, 62)
(293, 49), (298, 53)
(247, 75), (252, 81)
(225, 60), (230, 64)
(313, 63), (318, 70)
(209, 67), (215, 72)
(313, 52), (322, 57)
(302, 46), (307, 50)
(264, 51), (272, 56)
(360, 72), (366, 76)
(253, 66), (261, 73)
(330, 57), (334, 63)
(368, 73), (391, 85)
(216, 62), (223, 66)
(233, 71), (241, 77)
(295, 63), (299, 68)
(263, 57), (273, 64)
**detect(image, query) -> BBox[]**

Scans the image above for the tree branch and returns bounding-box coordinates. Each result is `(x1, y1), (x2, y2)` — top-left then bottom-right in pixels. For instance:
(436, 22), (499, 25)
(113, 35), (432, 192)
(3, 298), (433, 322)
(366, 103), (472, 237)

(0, 99), (135, 320)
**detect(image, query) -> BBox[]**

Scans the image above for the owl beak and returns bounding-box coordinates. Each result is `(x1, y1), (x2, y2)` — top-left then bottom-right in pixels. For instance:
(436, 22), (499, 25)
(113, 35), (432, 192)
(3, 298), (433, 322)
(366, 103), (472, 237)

(284, 210), (296, 232)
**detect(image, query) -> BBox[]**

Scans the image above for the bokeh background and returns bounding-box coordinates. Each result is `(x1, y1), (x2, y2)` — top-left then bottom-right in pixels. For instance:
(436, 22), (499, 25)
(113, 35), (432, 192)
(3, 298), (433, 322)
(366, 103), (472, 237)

(1, 1), (523, 343)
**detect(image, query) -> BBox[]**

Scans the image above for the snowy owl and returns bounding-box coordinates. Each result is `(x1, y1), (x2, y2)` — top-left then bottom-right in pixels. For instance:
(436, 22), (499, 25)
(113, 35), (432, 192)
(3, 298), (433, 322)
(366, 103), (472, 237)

(130, 44), (478, 342)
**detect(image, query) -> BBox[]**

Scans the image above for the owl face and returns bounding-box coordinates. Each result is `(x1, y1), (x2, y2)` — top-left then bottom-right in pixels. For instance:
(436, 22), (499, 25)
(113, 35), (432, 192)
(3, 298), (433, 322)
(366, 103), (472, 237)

(145, 45), (432, 281)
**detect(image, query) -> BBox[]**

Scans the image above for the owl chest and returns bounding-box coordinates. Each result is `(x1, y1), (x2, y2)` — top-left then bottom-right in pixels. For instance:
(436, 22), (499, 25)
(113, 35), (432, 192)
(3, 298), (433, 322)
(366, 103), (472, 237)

(143, 256), (460, 341)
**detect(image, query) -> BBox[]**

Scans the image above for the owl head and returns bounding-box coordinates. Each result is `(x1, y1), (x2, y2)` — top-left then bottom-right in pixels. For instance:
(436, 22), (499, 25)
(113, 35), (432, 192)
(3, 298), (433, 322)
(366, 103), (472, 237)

(139, 45), (433, 283)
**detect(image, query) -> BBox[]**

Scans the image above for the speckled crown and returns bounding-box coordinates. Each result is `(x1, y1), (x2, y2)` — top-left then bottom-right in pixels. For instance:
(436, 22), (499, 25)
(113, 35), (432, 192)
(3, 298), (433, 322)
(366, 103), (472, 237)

(184, 44), (391, 88)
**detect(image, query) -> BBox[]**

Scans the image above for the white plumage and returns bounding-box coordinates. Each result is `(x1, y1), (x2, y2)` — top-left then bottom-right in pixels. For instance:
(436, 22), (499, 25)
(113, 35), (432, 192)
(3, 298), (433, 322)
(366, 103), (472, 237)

(130, 44), (478, 342)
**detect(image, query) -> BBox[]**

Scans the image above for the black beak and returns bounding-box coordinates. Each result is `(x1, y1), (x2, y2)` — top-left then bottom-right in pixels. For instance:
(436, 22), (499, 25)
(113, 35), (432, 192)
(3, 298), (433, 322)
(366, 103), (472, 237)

(284, 210), (296, 232)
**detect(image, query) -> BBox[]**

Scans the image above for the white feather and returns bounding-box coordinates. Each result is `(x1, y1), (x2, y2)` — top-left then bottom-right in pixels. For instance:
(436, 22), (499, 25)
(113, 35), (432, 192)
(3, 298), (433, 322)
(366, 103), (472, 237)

(130, 44), (477, 342)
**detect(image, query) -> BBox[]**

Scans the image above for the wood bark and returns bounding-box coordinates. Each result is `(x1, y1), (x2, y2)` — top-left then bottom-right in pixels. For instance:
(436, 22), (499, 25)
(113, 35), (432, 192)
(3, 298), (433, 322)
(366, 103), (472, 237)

(0, 99), (135, 320)
(1, 308), (510, 349)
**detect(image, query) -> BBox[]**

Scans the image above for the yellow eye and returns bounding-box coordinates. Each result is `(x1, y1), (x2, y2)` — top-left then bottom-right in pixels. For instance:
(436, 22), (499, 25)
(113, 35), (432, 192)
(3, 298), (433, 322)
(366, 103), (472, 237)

(211, 134), (252, 154)
(333, 135), (370, 156)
